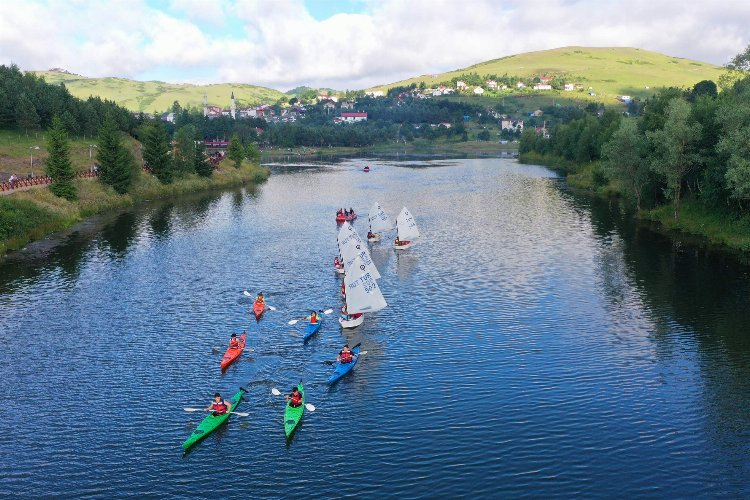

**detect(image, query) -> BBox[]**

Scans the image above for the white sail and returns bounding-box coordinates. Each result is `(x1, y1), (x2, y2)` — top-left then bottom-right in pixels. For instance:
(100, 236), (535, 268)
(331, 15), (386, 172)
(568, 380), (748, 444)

(338, 224), (380, 279)
(396, 207), (420, 241)
(344, 256), (388, 314)
(369, 202), (394, 233)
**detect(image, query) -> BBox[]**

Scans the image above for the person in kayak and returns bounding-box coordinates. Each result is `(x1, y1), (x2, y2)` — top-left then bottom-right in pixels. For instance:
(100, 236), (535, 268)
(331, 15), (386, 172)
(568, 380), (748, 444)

(286, 387), (303, 408)
(334, 256), (343, 269)
(309, 310), (319, 324)
(206, 393), (231, 415)
(229, 333), (240, 349)
(255, 292), (265, 304)
(337, 344), (354, 364)
(349, 207), (354, 216)
(395, 236), (401, 246)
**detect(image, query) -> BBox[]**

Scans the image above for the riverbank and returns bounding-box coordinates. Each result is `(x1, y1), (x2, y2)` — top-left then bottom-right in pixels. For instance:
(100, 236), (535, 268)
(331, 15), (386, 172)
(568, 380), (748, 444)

(520, 152), (750, 252)
(0, 160), (269, 256)
(260, 140), (517, 159)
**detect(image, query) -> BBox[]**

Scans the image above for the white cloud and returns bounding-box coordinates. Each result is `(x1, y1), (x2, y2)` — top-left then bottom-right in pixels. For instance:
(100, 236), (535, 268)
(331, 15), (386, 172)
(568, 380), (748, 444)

(0, 0), (747, 90)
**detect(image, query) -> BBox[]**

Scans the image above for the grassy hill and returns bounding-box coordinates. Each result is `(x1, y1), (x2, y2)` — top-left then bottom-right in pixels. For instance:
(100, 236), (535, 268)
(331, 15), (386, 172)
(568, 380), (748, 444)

(372, 47), (725, 102)
(33, 71), (286, 112)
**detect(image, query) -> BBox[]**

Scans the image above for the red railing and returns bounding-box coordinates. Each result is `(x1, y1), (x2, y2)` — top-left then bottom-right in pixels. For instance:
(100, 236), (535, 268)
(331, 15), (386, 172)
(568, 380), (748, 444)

(0, 170), (100, 192)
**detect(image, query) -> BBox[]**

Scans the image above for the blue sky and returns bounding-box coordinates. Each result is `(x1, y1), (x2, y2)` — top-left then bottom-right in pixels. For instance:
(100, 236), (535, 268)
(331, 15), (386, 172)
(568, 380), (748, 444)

(1, 0), (748, 90)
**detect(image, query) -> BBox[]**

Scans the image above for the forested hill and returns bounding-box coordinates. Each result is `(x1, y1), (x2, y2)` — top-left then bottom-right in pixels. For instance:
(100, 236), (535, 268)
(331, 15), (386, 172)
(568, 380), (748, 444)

(33, 70), (286, 113)
(371, 47), (724, 102)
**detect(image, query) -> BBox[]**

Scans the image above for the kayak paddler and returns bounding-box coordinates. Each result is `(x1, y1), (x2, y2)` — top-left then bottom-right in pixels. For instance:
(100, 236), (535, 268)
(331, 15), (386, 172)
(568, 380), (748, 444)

(229, 333), (240, 349)
(256, 292), (265, 304)
(309, 310), (319, 324)
(337, 344), (354, 364)
(206, 393), (230, 415)
(286, 387), (303, 408)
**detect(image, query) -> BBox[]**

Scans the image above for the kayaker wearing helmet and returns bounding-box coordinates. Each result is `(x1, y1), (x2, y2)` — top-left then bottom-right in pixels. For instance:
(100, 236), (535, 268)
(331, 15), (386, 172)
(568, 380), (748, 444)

(286, 387), (303, 408)
(229, 333), (240, 349)
(206, 393), (230, 415)
(337, 344), (354, 364)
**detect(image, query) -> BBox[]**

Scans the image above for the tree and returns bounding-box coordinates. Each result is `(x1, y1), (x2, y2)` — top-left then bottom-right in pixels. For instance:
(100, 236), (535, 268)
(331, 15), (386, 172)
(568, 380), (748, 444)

(45, 116), (76, 200)
(142, 122), (173, 183)
(16, 93), (40, 132)
(245, 141), (261, 162)
(690, 80), (718, 101)
(97, 115), (135, 194)
(717, 75), (750, 203)
(173, 124), (197, 175)
(477, 129), (491, 141)
(647, 98), (701, 220)
(726, 44), (750, 72)
(602, 119), (649, 210)
(227, 133), (245, 168)
(194, 139), (213, 177)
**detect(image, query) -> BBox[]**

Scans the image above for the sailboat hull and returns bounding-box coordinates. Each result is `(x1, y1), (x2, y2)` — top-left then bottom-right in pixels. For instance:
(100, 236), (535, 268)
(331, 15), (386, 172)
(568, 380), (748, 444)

(334, 266), (345, 274)
(339, 314), (364, 328)
(394, 241), (411, 250)
(368, 233), (381, 242)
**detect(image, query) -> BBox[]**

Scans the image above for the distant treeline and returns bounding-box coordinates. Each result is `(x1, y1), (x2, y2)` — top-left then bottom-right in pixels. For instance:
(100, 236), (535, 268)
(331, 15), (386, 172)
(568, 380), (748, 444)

(0, 64), (135, 136)
(520, 70), (750, 218)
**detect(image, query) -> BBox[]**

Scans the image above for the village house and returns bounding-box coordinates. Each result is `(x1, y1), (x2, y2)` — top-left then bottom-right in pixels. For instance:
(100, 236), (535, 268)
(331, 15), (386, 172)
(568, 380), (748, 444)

(539, 75), (553, 84)
(340, 112), (368, 123)
(532, 109), (544, 117)
(456, 81), (467, 91)
(486, 80), (498, 90)
(564, 83), (575, 91)
(533, 83), (552, 91)
(340, 101), (355, 110)
(160, 112), (175, 123)
(473, 87), (485, 95)
(365, 90), (384, 97)
(516, 82), (526, 89)
(501, 118), (524, 132)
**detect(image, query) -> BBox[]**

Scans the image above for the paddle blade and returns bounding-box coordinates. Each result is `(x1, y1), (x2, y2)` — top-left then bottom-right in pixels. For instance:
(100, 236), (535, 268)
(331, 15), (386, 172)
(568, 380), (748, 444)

(184, 408), (203, 412)
(359, 351), (368, 355)
(287, 319), (299, 325)
(232, 411), (249, 417)
(243, 290), (253, 297)
(305, 403), (316, 412)
(271, 388), (281, 396)
(267, 305), (276, 311)
(322, 308), (333, 315)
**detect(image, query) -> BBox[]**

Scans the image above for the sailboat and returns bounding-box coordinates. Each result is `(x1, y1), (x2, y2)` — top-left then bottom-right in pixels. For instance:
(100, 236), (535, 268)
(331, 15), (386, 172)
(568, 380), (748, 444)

(368, 201), (394, 242)
(395, 207), (420, 249)
(337, 223), (381, 279)
(334, 222), (361, 274)
(340, 256), (387, 328)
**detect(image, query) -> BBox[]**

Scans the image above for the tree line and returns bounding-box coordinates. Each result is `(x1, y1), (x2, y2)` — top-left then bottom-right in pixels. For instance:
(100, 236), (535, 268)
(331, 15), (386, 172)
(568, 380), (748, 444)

(520, 52), (750, 221)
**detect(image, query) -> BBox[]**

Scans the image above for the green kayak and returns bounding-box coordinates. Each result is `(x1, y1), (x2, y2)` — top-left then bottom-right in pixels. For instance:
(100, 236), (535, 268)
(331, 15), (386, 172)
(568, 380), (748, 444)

(284, 382), (305, 439)
(182, 387), (246, 452)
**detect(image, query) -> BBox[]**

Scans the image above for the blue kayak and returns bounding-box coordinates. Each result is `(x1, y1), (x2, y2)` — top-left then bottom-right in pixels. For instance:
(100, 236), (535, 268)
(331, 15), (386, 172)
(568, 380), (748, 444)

(327, 346), (360, 384)
(303, 318), (322, 341)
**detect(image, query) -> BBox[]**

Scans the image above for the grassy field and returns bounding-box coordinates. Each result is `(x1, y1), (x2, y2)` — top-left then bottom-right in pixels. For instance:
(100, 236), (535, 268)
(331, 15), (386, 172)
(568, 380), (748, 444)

(0, 129), (141, 180)
(0, 160), (269, 256)
(372, 47), (725, 103)
(33, 71), (286, 112)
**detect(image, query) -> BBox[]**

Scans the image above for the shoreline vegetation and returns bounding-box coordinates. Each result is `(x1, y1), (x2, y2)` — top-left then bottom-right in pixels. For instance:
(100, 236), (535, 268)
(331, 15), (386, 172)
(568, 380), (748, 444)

(519, 151), (750, 252)
(1, 160), (268, 256)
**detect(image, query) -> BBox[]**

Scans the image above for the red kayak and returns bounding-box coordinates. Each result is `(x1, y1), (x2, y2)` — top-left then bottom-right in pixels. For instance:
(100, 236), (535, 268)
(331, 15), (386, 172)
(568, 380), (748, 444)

(336, 213), (357, 222)
(220, 333), (246, 371)
(253, 300), (265, 320)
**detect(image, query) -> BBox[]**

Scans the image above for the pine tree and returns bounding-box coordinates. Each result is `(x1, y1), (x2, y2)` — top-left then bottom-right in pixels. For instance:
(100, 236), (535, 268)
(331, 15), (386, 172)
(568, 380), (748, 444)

(97, 115), (135, 194)
(16, 93), (40, 132)
(194, 139), (213, 177)
(228, 133), (245, 168)
(45, 116), (76, 200)
(245, 141), (261, 163)
(142, 122), (173, 183)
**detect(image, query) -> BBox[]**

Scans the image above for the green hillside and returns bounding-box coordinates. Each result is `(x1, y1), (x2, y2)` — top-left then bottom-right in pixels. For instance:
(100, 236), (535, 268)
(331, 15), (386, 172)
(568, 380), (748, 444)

(373, 47), (725, 101)
(33, 70), (286, 112)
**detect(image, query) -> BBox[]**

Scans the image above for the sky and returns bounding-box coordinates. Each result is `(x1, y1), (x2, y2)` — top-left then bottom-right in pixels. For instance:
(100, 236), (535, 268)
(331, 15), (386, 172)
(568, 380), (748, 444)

(0, 0), (748, 91)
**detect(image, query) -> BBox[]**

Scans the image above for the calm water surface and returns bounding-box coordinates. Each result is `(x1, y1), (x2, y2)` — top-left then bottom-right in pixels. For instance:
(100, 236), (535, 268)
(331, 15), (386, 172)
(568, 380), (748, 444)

(1, 158), (748, 498)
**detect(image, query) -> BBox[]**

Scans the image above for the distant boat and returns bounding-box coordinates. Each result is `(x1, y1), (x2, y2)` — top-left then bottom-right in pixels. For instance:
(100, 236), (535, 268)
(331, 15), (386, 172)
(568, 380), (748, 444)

(368, 201), (394, 242)
(363, 166), (370, 172)
(394, 207), (420, 250)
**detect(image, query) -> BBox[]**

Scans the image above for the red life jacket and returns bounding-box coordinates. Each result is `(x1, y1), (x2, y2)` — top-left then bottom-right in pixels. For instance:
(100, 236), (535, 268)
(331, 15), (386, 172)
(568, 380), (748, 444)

(211, 401), (228, 415)
(290, 393), (302, 406)
(310, 314), (318, 324)
(340, 350), (353, 363)
(229, 339), (239, 348)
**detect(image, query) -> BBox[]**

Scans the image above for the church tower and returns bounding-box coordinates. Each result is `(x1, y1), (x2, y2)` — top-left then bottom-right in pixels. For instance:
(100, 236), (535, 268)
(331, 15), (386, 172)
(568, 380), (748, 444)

(230, 91), (236, 119)
(203, 92), (208, 117)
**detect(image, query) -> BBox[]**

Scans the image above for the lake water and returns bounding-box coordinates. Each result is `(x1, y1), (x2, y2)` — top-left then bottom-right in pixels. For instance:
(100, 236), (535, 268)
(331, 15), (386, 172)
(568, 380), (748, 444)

(1, 157), (748, 498)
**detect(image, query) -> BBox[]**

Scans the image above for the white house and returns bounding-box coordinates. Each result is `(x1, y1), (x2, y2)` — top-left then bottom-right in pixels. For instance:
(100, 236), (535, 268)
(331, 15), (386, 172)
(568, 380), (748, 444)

(341, 112), (368, 122)
(456, 81), (467, 91)
(486, 80), (498, 90)
(501, 118), (524, 132)
(516, 82), (526, 89)
(564, 84), (575, 91)
(340, 101), (355, 110)
(474, 86), (485, 95)
(365, 90), (385, 97)
(533, 83), (553, 91)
